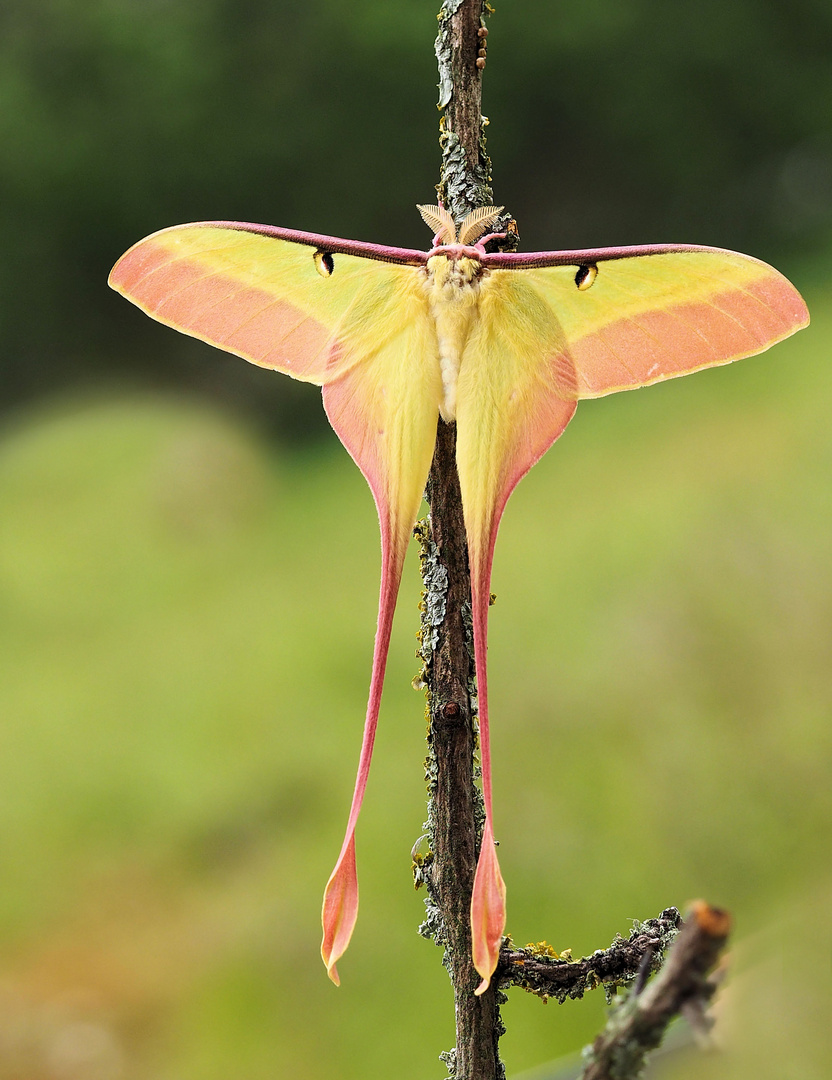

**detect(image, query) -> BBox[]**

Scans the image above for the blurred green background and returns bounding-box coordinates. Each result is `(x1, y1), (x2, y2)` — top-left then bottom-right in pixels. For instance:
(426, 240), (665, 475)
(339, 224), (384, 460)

(0, 1), (830, 1077)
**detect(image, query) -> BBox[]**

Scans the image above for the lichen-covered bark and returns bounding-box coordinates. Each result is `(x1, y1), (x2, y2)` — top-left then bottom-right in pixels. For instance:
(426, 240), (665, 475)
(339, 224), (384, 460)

(497, 909), (682, 1005)
(435, 0), (494, 224)
(579, 903), (731, 1080)
(420, 419), (504, 1080)
(421, 3), (505, 1077)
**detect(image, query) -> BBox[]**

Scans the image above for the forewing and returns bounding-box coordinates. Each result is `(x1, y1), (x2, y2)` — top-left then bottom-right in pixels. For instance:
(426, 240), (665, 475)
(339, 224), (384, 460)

(492, 247), (809, 398)
(109, 222), (425, 385)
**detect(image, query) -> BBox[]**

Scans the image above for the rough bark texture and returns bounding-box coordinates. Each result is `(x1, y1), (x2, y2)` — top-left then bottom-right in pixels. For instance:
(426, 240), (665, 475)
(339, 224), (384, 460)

(579, 902), (731, 1080)
(497, 908), (683, 1005)
(421, 419), (503, 1080)
(435, 0), (493, 221)
(421, 6), (503, 1077)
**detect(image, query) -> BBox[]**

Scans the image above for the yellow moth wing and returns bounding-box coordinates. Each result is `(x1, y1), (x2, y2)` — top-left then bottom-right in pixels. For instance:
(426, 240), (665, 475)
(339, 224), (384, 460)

(109, 224), (427, 386)
(516, 249), (809, 398)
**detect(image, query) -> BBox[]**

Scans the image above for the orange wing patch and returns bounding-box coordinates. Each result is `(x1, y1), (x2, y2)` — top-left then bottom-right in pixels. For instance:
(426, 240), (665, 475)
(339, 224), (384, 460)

(110, 238), (336, 382)
(571, 269), (807, 398)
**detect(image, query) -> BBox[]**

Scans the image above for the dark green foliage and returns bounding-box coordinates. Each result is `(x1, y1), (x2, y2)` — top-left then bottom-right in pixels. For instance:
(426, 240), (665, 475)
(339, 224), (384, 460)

(0, 0), (828, 430)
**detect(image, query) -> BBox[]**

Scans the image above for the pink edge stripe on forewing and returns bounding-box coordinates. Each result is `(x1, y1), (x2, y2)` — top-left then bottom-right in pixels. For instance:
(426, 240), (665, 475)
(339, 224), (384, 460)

(573, 275), (805, 396)
(113, 243), (334, 377)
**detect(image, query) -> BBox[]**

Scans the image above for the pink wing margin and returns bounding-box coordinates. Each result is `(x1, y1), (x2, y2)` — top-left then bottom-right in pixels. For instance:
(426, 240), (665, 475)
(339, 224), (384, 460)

(484, 242), (809, 398)
(110, 220), (436, 986)
(110, 221), (809, 996)
(461, 240), (808, 991)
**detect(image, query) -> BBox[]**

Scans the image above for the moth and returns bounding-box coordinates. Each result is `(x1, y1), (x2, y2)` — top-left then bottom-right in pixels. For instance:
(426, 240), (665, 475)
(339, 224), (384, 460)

(110, 203), (808, 992)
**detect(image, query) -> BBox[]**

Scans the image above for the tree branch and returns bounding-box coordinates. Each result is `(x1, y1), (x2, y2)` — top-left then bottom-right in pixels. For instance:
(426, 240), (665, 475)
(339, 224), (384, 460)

(435, 0), (493, 220)
(497, 908), (683, 1005)
(579, 902), (731, 1080)
(418, 4), (502, 1079)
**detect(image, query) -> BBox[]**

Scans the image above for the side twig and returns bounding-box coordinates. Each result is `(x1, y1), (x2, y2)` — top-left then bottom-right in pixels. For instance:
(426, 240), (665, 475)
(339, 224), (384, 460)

(579, 901), (732, 1080)
(497, 908), (682, 1005)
